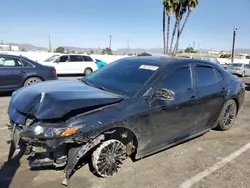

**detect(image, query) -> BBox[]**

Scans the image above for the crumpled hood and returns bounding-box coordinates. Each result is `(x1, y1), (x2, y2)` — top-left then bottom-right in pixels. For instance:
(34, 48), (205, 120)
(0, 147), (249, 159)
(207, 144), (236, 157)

(9, 80), (124, 120)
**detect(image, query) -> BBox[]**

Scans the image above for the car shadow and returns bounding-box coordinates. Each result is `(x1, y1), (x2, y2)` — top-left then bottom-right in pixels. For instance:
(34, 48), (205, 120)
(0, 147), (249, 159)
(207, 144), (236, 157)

(245, 85), (250, 91)
(0, 91), (13, 97)
(0, 141), (25, 188)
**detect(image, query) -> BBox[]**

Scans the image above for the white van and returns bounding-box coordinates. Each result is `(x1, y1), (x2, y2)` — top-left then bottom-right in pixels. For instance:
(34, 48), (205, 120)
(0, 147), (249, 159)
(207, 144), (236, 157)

(42, 54), (98, 75)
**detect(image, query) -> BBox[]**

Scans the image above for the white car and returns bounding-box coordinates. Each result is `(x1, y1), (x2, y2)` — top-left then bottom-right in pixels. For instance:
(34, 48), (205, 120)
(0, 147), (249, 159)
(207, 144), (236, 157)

(42, 54), (98, 75)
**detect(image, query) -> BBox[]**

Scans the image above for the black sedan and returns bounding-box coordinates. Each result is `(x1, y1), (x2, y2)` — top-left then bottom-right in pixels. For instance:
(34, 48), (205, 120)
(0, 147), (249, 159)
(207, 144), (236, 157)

(0, 54), (57, 92)
(7, 56), (245, 185)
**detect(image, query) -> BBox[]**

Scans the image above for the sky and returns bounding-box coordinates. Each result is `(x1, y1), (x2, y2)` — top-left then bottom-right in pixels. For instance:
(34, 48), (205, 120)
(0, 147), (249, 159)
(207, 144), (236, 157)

(0, 0), (250, 50)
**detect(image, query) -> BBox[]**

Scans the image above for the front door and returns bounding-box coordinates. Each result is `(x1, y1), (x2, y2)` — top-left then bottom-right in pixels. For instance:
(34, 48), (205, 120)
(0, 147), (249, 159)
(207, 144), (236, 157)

(54, 55), (71, 74)
(144, 65), (198, 151)
(192, 63), (226, 132)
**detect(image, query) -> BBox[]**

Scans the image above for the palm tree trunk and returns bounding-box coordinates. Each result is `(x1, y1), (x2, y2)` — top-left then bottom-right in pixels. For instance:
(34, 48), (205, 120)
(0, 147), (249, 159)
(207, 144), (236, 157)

(166, 16), (171, 55)
(173, 22), (180, 56)
(169, 20), (178, 55)
(173, 11), (191, 54)
(163, 6), (166, 54)
(180, 11), (191, 36)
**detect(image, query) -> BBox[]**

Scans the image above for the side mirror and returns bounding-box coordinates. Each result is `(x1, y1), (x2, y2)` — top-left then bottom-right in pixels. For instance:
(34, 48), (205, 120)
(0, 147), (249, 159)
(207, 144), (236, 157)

(154, 88), (175, 101)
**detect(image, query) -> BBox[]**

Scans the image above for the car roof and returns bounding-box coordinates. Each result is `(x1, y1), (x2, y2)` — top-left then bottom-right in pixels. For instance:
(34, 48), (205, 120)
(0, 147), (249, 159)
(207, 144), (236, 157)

(122, 56), (215, 66)
(0, 53), (42, 66)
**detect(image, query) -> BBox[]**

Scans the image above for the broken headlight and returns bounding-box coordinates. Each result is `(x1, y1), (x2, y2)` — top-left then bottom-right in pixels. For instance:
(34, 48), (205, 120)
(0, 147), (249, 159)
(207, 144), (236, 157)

(32, 125), (83, 138)
(33, 125), (66, 137)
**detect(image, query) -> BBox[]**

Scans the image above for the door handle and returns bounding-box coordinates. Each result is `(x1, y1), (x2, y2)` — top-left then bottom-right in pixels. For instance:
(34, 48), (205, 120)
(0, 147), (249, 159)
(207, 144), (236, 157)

(221, 87), (227, 92)
(190, 96), (198, 100)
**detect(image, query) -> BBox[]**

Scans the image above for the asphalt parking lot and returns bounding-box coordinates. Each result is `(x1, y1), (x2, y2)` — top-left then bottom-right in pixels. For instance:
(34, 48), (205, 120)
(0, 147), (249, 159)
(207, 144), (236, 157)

(1, 77), (250, 188)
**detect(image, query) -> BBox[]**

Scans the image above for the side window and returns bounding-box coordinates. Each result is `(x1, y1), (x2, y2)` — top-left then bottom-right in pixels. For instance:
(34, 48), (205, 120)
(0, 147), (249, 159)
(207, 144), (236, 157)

(160, 67), (192, 93)
(58, 55), (68, 62)
(20, 59), (33, 67)
(83, 56), (93, 61)
(0, 56), (23, 67)
(69, 55), (83, 62)
(215, 68), (223, 81)
(195, 66), (217, 87)
(244, 64), (249, 68)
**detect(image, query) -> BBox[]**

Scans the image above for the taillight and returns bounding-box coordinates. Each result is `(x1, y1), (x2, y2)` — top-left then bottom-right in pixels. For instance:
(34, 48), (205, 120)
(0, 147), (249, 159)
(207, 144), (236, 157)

(240, 82), (245, 89)
(52, 69), (56, 75)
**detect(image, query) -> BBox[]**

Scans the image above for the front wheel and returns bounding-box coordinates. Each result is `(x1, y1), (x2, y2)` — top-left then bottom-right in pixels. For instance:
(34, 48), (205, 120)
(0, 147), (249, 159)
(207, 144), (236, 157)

(216, 99), (237, 131)
(92, 139), (126, 177)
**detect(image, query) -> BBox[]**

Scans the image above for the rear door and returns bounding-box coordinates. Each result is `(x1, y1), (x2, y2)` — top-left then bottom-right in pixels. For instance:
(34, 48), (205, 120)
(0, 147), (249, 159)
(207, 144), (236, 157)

(83, 55), (98, 71)
(193, 63), (226, 132)
(0, 56), (25, 90)
(243, 64), (250, 76)
(68, 55), (84, 74)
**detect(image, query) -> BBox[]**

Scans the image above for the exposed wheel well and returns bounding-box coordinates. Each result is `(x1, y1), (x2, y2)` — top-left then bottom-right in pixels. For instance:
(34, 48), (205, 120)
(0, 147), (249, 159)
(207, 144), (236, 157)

(101, 127), (138, 156)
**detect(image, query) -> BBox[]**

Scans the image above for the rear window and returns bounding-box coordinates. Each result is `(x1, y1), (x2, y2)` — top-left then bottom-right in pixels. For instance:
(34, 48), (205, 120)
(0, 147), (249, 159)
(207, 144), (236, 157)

(83, 56), (93, 61)
(195, 66), (217, 87)
(231, 63), (243, 67)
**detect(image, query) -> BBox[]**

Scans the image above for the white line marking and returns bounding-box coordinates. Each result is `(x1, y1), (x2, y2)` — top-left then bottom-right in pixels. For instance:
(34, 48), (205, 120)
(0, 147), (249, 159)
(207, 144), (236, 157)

(179, 142), (250, 188)
(0, 127), (7, 130)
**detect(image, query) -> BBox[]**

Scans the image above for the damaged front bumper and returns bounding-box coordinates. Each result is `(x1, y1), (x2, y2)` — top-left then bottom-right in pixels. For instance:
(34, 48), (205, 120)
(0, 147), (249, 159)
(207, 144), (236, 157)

(7, 120), (104, 186)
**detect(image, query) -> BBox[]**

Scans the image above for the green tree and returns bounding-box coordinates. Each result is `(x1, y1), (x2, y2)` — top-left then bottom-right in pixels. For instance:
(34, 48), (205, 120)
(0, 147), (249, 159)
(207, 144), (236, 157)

(90, 50), (94, 54)
(184, 47), (198, 53)
(71, 50), (76, 54)
(220, 54), (231, 58)
(173, 0), (199, 55)
(102, 48), (113, 55)
(137, 52), (152, 56)
(55, 47), (65, 53)
(163, 0), (178, 54)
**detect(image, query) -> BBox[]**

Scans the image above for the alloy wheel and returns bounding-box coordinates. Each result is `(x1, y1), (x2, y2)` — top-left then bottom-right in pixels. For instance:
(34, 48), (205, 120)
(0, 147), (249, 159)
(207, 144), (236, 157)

(222, 103), (237, 128)
(92, 140), (126, 177)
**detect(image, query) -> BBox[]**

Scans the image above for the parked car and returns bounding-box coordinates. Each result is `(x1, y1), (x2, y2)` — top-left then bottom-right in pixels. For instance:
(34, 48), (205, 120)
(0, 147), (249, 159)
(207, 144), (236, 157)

(95, 59), (107, 68)
(0, 54), (57, 92)
(42, 54), (98, 75)
(227, 63), (250, 77)
(7, 56), (245, 185)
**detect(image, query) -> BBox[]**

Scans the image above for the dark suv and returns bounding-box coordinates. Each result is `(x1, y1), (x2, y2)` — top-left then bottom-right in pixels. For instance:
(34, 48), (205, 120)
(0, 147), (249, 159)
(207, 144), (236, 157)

(0, 54), (57, 92)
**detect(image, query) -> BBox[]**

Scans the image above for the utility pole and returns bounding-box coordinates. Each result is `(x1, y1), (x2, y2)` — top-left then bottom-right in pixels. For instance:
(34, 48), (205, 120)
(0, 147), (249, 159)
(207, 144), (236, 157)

(193, 41), (195, 49)
(49, 34), (52, 52)
(231, 26), (237, 63)
(127, 39), (129, 54)
(109, 35), (112, 50)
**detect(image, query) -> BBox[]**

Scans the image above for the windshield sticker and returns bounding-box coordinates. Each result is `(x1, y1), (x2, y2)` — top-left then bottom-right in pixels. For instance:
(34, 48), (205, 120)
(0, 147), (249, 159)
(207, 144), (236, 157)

(139, 65), (159, 71)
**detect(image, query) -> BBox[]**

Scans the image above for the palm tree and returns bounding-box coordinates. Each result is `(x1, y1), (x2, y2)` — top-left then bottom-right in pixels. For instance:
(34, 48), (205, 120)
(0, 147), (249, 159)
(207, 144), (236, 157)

(163, 0), (177, 54)
(173, 0), (199, 55)
(168, 0), (180, 55)
(171, 0), (187, 55)
(163, 5), (166, 54)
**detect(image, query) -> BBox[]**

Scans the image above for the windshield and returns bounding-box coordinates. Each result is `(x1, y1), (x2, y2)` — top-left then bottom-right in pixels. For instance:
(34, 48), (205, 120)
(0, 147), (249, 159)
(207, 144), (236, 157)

(44, 55), (60, 62)
(231, 63), (243, 67)
(84, 58), (160, 96)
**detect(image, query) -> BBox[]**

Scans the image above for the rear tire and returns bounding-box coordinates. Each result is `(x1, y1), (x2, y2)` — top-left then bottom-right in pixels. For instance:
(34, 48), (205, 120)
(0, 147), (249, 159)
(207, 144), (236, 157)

(24, 77), (42, 86)
(84, 68), (93, 76)
(92, 139), (126, 178)
(216, 99), (237, 131)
